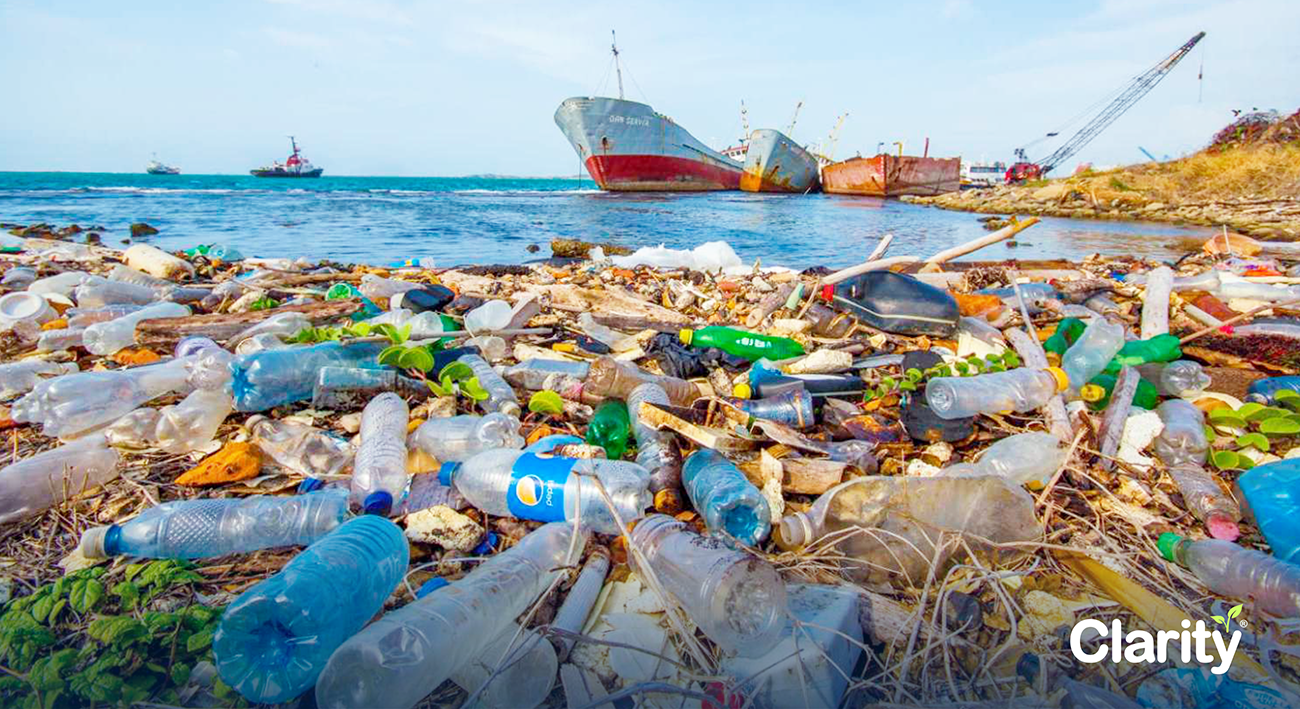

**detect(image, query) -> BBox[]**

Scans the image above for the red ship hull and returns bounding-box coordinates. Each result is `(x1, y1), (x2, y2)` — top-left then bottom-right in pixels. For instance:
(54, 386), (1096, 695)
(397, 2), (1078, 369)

(585, 154), (742, 192)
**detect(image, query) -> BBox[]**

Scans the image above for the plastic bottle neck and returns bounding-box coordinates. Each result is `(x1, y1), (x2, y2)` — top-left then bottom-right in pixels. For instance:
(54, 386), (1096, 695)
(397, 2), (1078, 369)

(776, 512), (813, 550)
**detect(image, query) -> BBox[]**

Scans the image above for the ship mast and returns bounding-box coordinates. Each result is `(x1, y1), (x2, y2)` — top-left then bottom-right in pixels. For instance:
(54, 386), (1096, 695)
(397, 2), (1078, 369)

(611, 30), (624, 100)
(288, 135), (300, 158)
(786, 100), (803, 136)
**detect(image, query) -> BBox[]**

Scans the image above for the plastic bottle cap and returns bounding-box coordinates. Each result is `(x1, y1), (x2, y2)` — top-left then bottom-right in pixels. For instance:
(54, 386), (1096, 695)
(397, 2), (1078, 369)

(678, 328), (693, 346)
(1045, 367), (1070, 392)
(298, 477), (325, 493)
(1157, 532), (1184, 562)
(362, 491), (393, 516)
(0, 292), (51, 322)
(732, 382), (753, 400)
(78, 525), (112, 559)
(438, 462), (460, 487)
(415, 577), (449, 599)
(1079, 383), (1105, 403)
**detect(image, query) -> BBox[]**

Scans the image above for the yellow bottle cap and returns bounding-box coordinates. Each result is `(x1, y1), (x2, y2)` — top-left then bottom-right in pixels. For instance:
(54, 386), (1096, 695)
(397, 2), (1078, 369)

(732, 383), (753, 399)
(1045, 367), (1070, 392)
(1080, 383), (1105, 403)
(678, 328), (693, 346)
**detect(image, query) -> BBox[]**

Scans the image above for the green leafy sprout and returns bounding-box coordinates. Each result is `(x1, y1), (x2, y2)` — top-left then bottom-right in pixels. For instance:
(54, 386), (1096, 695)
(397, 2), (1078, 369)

(864, 351), (1022, 402)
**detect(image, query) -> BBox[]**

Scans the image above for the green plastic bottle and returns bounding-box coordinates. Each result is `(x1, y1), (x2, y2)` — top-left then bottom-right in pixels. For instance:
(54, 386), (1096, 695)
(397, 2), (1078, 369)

(586, 400), (631, 459)
(1043, 318), (1087, 357)
(678, 326), (805, 362)
(1080, 373), (1160, 411)
(1104, 334), (1181, 373)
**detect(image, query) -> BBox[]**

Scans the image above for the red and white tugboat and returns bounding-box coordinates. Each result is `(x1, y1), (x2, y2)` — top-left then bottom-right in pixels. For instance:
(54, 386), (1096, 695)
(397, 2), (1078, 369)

(250, 136), (324, 178)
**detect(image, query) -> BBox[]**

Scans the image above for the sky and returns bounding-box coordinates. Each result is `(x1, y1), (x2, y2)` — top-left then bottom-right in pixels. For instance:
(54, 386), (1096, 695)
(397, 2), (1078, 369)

(1, 0), (1296, 177)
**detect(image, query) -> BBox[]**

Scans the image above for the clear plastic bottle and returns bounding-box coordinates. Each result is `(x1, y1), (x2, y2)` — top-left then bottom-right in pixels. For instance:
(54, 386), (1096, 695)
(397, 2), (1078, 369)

(1213, 280), (1300, 302)
(681, 449), (771, 545)
(358, 273), (422, 300)
(73, 279), (158, 308)
(925, 367), (1068, 420)
(65, 303), (146, 328)
(311, 367), (424, 409)
(551, 547), (611, 661)
(579, 312), (636, 351)
(408, 413), (524, 463)
(1153, 400), (1240, 540)
(83, 301), (190, 355)
(235, 332), (287, 355)
(185, 344), (234, 391)
(463, 299), (513, 332)
(314, 522), (585, 709)
(36, 327), (85, 353)
(1, 266), (36, 289)
(229, 341), (386, 411)
(724, 389), (815, 428)
(629, 514), (787, 657)
(1159, 533), (1300, 619)
(583, 355), (699, 407)
(501, 359), (591, 390)
(12, 357), (193, 438)
(249, 415), (354, 477)
(214, 515), (408, 704)
(103, 408), (162, 449)
(78, 488), (351, 559)
(440, 449), (651, 534)
(0, 434), (121, 524)
(942, 431), (1067, 488)
(155, 389), (234, 454)
(227, 311), (311, 349)
(627, 382), (684, 511)
(1137, 360), (1211, 397)
(0, 360), (78, 400)
(201, 280), (247, 310)
(350, 393), (410, 515)
(1139, 266), (1173, 339)
(107, 263), (171, 289)
(775, 475), (1038, 587)
(457, 353), (521, 417)
(1061, 319), (1126, 398)
(28, 271), (94, 298)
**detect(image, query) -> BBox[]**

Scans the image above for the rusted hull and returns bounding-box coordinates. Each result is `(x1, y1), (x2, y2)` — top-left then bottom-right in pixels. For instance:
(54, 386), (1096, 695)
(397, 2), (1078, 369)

(822, 154), (961, 197)
(740, 129), (820, 193)
(555, 96), (743, 192)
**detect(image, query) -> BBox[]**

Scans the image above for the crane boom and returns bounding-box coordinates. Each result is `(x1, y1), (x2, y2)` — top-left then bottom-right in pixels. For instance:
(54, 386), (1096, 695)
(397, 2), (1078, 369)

(1007, 31), (1204, 183)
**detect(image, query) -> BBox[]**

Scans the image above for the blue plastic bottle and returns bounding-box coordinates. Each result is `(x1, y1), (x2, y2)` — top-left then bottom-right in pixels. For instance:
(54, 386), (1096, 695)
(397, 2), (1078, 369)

(1245, 376), (1300, 404)
(229, 340), (387, 411)
(212, 515), (408, 703)
(1235, 458), (1300, 563)
(681, 448), (771, 545)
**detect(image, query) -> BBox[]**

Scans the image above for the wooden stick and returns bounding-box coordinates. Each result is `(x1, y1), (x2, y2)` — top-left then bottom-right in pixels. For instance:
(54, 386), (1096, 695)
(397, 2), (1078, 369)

(866, 233), (894, 261)
(922, 216), (1041, 265)
(1179, 297), (1300, 345)
(821, 255), (919, 285)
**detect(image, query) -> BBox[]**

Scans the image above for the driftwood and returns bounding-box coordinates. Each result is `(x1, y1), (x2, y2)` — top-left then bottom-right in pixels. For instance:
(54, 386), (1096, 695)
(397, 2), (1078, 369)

(918, 216), (1041, 272)
(134, 300), (361, 349)
(636, 401), (753, 452)
(550, 238), (633, 258)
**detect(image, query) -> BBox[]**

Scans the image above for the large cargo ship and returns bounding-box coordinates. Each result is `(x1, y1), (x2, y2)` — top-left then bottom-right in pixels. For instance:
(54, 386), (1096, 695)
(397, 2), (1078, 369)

(821, 153), (960, 197)
(554, 37), (742, 192)
(740, 129), (820, 193)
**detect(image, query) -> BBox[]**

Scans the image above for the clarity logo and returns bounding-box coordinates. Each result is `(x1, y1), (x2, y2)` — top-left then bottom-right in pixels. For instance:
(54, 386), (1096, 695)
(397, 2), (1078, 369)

(1069, 604), (1245, 676)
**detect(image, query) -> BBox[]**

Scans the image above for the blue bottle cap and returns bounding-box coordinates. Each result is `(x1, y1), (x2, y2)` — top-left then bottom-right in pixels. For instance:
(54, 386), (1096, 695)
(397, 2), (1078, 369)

(362, 491), (393, 516)
(472, 532), (498, 556)
(103, 526), (123, 557)
(438, 462), (460, 487)
(415, 577), (449, 598)
(297, 477), (325, 493)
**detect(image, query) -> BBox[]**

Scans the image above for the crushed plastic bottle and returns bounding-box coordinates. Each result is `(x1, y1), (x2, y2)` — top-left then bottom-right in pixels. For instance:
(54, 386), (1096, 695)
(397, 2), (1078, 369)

(679, 325), (804, 361)
(73, 279), (158, 308)
(925, 367), (1068, 420)
(775, 475), (1038, 587)
(349, 393), (410, 515)
(357, 273), (423, 300)
(724, 388), (815, 428)
(249, 415), (354, 477)
(1212, 279), (1300, 302)
(1153, 400), (1241, 541)
(463, 299), (513, 332)
(0, 266), (36, 289)
(1103, 334), (1182, 374)
(229, 340), (386, 411)
(0, 360), (78, 400)
(457, 352), (521, 417)
(1043, 317), (1087, 357)
(579, 312), (637, 351)
(501, 359), (591, 390)
(1137, 360), (1211, 397)
(1061, 318), (1126, 398)
(83, 301), (190, 355)
(36, 327), (85, 353)
(155, 388), (235, 454)
(213, 515), (408, 704)
(626, 382), (684, 511)
(942, 431), (1068, 488)
(1236, 459), (1300, 563)
(582, 354), (699, 407)
(315, 521), (584, 709)
(79, 488), (351, 559)
(311, 366), (424, 409)
(28, 271), (94, 298)
(439, 449), (651, 534)
(65, 303), (146, 328)
(585, 399), (631, 459)
(409, 412), (524, 463)
(1080, 373), (1160, 411)
(227, 311), (310, 350)
(629, 514), (787, 656)
(13, 356), (194, 438)
(1159, 533), (1300, 619)
(681, 448), (771, 545)
(0, 434), (122, 524)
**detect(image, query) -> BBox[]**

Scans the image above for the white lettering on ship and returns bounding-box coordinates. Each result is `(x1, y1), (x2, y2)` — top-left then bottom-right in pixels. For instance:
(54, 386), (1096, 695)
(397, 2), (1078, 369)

(608, 115), (651, 127)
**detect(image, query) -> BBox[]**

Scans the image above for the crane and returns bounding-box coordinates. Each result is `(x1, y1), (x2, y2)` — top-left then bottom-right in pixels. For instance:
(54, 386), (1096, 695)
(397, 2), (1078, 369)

(1005, 31), (1205, 184)
(786, 100), (803, 136)
(813, 112), (849, 165)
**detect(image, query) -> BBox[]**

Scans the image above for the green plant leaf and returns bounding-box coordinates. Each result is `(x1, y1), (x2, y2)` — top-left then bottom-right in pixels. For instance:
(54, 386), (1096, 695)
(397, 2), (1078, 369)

(186, 629), (214, 653)
(87, 616), (147, 646)
(1003, 352), (1022, 368)
(1261, 417), (1300, 436)
(1208, 408), (1247, 429)
(899, 381), (917, 392)
(438, 361), (474, 383)
(425, 380), (450, 397)
(170, 662), (191, 687)
(1246, 406), (1290, 422)
(377, 345), (406, 367)
(68, 579), (104, 614)
(111, 581), (140, 611)
(461, 378), (490, 402)
(348, 322), (373, 337)
(70, 670), (123, 703)
(30, 595), (55, 624)
(1212, 450), (1247, 471)
(529, 391), (564, 415)
(398, 347), (435, 372)
(1236, 432), (1271, 451)
(398, 323), (412, 344)
(904, 368), (924, 383)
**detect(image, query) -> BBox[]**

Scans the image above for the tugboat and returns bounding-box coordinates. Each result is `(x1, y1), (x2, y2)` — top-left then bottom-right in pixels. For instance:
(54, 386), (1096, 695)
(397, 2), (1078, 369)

(145, 155), (180, 175)
(250, 137), (324, 178)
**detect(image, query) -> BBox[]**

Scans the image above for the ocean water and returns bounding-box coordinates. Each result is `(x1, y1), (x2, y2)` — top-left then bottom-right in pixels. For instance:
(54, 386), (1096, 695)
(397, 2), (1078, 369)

(0, 172), (1212, 268)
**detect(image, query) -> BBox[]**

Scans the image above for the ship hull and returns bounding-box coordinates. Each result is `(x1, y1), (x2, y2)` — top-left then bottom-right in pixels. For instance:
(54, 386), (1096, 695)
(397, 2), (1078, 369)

(555, 96), (742, 191)
(249, 169), (324, 178)
(740, 129), (820, 193)
(822, 154), (960, 197)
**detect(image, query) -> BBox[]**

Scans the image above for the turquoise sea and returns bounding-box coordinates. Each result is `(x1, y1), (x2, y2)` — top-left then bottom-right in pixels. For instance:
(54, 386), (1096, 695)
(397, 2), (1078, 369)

(0, 172), (1212, 268)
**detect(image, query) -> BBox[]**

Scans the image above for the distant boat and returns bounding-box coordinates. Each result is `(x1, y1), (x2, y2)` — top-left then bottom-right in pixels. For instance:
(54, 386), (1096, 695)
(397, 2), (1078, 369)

(250, 137), (324, 178)
(740, 129), (820, 193)
(822, 153), (960, 197)
(145, 155), (180, 175)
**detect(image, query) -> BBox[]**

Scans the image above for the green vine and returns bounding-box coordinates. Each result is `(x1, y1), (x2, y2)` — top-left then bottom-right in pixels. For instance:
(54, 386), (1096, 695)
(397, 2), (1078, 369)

(864, 351), (1022, 402)
(0, 560), (236, 708)
(1208, 393), (1300, 471)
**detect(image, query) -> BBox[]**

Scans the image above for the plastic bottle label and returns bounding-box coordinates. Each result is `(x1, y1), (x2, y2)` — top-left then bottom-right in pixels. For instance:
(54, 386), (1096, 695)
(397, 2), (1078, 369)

(506, 453), (576, 522)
